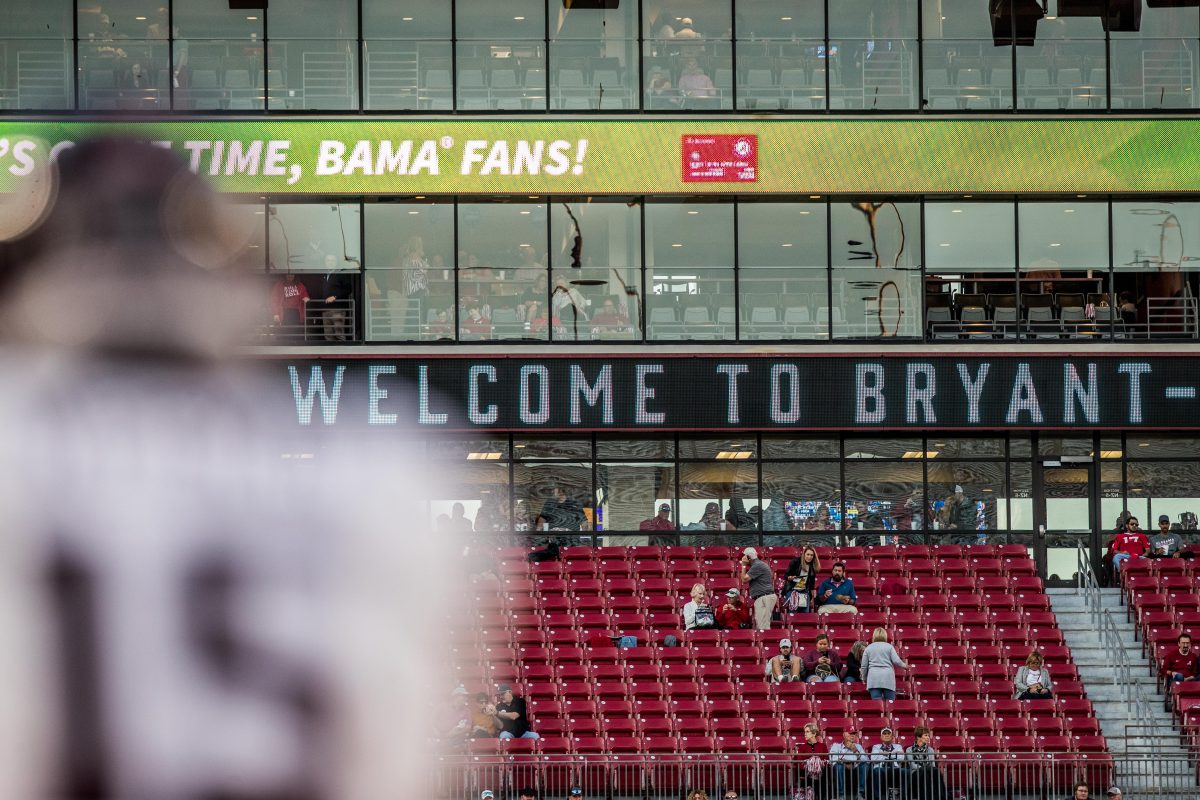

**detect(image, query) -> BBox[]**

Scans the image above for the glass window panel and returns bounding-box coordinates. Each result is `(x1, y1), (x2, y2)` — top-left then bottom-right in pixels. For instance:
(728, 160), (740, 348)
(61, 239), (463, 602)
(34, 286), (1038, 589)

(831, 202), (921, 339)
(828, 0), (918, 110)
(514, 437), (592, 460)
(267, 0), (358, 110)
(1009, 462), (1033, 530)
(1100, 462), (1125, 540)
(926, 437), (1005, 458)
(735, 2), (822, 111)
(430, 463), (511, 533)
(78, 2), (169, 111)
(844, 438), (921, 459)
(843, 462), (923, 532)
(1038, 437), (1094, 457)
(514, 462), (594, 535)
(1127, 434), (1200, 458)
(364, 202), (454, 342)
(550, 202), (641, 341)
(926, 202), (1015, 272)
(1127, 462), (1200, 530)
(927, 461), (1003, 535)
(678, 438), (756, 460)
(173, 1), (264, 111)
(428, 437), (511, 460)
(739, 203), (828, 340)
(459, 202), (547, 341)
(364, 0), (451, 38)
(761, 462), (842, 537)
(642, 1), (732, 110)
(761, 437), (841, 460)
(1010, 435), (1032, 459)
(458, 0), (545, 111)
(175, 0), (264, 38)
(1112, 201), (1200, 335)
(597, 463), (676, 533)
(597, 438), (675, 460)
(1015, 15), (1104, 111)
(226, 201), (267, 271)
(678, 462), (758, 543)
(1019, 202), (1108, 272)
(922, 1), (1013, 111)
(1, 1), (72, 109)
(1110, 3), (1199, 110)
(269, 203), (361, 272)
(549, 0), (637, 111)
(362, 4), (451, 110)
(645, 203), (734, 341)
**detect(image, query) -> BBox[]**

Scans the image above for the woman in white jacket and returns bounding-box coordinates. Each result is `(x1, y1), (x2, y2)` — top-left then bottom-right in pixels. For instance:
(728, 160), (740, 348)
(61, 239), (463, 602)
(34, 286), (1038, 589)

(682, 583), (715, 631)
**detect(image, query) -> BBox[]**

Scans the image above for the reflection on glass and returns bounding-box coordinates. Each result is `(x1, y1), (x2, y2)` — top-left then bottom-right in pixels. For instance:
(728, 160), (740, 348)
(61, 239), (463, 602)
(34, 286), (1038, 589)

(364, 203), (453, 341)
(514, 462), (593, 538)
(597, 463), (676, 534)
(831, 202), (921, 339)
(678, 462), (758, 545)
(926, 461), (1002, 537)
(844, 462), (923, 533)
(761, 462), (841, 543)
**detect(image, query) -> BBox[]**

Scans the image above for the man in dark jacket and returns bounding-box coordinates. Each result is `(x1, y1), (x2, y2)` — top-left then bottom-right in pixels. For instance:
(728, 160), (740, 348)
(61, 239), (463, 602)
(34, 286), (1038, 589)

(321, 263), (353, 341)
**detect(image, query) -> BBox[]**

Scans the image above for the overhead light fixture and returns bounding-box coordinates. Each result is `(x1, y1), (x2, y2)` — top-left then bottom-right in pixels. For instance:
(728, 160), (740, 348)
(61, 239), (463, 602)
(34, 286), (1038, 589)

(951, 209), (963, 213)
(781, 16), (793, 21)
(901, 451), (939, 459)
(408, 210), (420, 215)
(1064, 208), (1075, 213)
(1099, 450), (1123, 459)
(781, 243), (793, 247)
(798, 210), (811, 215)
(514, 16), (526, 20)
(519, 210), (531, 215)
(716, 451), (752, 460)
(671, 243), (684, 247)
(687, 210), (699, 215)
(135, 16), (147, 21)
(939, 243), (951, 247)
(1049, 242), (1061, 247)
(467, 452), (503, 460)
(402, 16), (413, 21)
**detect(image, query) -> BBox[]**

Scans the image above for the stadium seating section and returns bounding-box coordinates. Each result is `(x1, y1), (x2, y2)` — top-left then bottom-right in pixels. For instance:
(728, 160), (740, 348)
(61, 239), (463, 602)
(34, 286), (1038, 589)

(452, 544), (1112, 793)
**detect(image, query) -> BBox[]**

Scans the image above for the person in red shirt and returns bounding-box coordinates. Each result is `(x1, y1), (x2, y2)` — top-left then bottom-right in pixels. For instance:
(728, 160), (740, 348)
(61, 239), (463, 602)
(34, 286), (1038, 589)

(639, 503), (674, 532)
(715, 587), (752, 630)
(1162, 633), (1199, 711)
(270, 273), (309, 331)
(1109, 516), (1149, 576)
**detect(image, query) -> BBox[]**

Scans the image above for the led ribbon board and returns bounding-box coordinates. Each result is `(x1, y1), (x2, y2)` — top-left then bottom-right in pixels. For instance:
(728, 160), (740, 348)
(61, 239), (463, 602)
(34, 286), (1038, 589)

(280, 355), (1200, 432)
(2, 119), (1200, 195)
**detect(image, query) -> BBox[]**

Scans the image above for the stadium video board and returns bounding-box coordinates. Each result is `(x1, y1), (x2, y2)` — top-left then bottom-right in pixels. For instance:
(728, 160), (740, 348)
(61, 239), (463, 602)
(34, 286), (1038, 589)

(2, 118), (1200, 195)
(278, 354), (1200, 432)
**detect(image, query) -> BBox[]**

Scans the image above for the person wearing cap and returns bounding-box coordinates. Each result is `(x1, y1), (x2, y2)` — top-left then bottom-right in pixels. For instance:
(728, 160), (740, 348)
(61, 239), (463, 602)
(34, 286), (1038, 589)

(803, 633), (847, 683)
(1149, 514), (1184, 559)
(640, 502), (676, 545)
(765, 638), (802, 684)
(471, 692), (500, 737)
(1161, 632), (1200, 711)
(830, 728), (869, 799)
(568, 787), (584, 798)
(815, 561), (858, 615)
(870, 727), (907, 800)
(1105, 787), (1122, 799)
(481, 791), (495, 800)
(716, 586), (752, 630)
(494, 684), (539, 740)
(740, 547), (777, 631)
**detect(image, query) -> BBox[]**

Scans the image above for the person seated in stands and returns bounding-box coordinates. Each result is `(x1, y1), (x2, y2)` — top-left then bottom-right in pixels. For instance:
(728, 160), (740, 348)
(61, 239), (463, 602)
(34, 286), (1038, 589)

(803, 633), (846, 683)
(677, 57), (716, 99)
(815, 561), (858, 615)
(674, 17), (703, 40)
(698, 501), (731, 530)
(870, 727), (907, 799)
(446, 501), (474, 532)
(830, 728), (869, 800)
(538, 485), (585, 531)
(494, 684), (539, 740)
(1014, 650), (1054, 700)
(905, 726), (946, 800)
(765, 638), (802, 684)
(1162, 633), (1199, 711)
(459, 302), (492, 337)
(646, 65), (680, 108)
(1108, 516), (1149, 576)
(682, 583), (716, 631)
(1149, 514), (1185, 559)
(845, 640), (868, 684)
(640, 502), (674, 532)
(716, 587), (752, 630)
(445, 685), (472, 745)
(471, 692), (500, 738)
(796, 723), (829, 798)
(590, 297), (628, 329)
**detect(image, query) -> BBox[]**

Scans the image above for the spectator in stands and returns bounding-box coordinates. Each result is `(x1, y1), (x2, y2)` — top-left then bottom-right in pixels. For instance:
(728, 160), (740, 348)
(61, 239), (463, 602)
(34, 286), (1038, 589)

(1105, 787), (1122, 799)
(784, 546), (821, 615)
(716, 587), (752, 630)
(722, 793), (739, 800)
(870, 727), (907, 799)
(685, 791), (709, 800)
(538, 485), (585, 532)
(1014, 650), (1054, 700)
(845, 640), (868, 684)
(471, 692), (500, 738)
(678, 57), (717, 99)
(803, 633), (846, 683)
(740, 547), (777, 630)
(765, 638), (803, 684)
(517, 789), (537, 800)
(446, 502), (474, 532)
(683, 583), (717, 631)
(320, 259), (353, 341)
(494, 684), (539, 740)
(807, 503), (835, 531)
(829, 728), (869, 800)
(905, 726), (946, 800)
(640, 502), (675, 533)
(568, 789), (584, 799)
(674, 17), (703, 39)
(797, 723), (830, 799)
(481, 790), (495, 800)
(1109, 516), (1149, 575)
(1068, 782), (1090, 800)
(699, 501), (731, 531)
(590, 297), (629, 329)
(816, 561), (858, 615)
(474, 492), (508, 534)
(862, 627), (907, 701)
(1161, 633), (1199, 711)
(446, 685), (471, 744)
(270, 272), (309, 332)
(1149, 514), (1185, 559)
